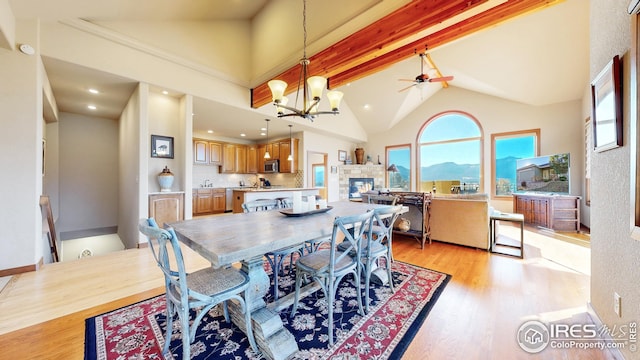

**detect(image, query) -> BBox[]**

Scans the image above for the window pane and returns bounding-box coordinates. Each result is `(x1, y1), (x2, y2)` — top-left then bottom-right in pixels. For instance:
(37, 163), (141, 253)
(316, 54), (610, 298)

(388, 146), (410, 191)
(494, 133), (537, 196)
(419, 114), (481, 143)
(313, 165), (325, 187)
(419, 139), (480, 193)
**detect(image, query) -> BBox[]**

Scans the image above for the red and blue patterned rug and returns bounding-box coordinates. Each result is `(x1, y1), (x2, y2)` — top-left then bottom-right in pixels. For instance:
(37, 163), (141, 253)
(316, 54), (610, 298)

(85, 261), (450, 360)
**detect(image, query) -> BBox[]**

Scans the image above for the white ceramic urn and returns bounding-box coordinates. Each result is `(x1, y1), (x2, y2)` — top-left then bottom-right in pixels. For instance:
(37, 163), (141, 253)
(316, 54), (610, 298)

(158, 166), (174, 192)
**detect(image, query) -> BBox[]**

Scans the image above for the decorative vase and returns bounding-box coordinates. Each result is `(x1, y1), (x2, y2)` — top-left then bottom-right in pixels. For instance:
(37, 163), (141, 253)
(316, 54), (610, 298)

(395, 217), (411, 232)
(355, 148), (365, 164)
(158, 166), (174, 192)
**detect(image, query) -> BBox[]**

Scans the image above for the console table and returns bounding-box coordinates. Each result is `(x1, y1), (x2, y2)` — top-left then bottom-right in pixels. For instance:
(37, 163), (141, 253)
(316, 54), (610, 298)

(512, 193), (580, 232)
(390, 192), (432, 248)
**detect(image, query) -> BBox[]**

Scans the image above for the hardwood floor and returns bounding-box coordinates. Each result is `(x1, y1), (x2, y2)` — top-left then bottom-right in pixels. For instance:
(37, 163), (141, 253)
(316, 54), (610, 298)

(0, 225), (615, 359)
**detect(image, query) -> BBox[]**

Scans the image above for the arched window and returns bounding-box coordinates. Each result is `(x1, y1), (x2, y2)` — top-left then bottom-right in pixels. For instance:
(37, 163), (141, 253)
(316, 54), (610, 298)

(417, 112), (483, 194)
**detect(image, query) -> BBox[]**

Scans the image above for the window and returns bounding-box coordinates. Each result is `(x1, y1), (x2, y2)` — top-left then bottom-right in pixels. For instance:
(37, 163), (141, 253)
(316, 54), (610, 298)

(386, 144), (411, 191)
(491, 129), (540, 197)
(418, 112), (482, 194)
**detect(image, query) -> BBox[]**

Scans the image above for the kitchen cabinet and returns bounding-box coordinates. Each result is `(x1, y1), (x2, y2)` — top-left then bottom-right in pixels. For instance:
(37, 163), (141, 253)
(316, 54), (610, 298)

(236, 145), (247, 173)
(149, 192), (184, 226)
(209, 142), (223, 165)
(279, 138), (299, 173)
(194, 140), (209, 164)
(222, 143), (236, 173)
(193, 139), (223, 166)
(247, 145), (258, 173)
(193, 188), (225, 215)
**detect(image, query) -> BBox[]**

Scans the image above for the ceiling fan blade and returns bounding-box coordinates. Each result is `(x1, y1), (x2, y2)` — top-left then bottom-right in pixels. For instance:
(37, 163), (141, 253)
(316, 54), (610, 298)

(428, 75), (454, 82)
(398, 84), (416, 92)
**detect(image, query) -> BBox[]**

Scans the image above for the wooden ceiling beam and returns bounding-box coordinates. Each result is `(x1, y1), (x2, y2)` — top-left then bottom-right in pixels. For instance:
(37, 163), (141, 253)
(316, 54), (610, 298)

(251, 0), (487, 108)
(329, 0), (564, 89)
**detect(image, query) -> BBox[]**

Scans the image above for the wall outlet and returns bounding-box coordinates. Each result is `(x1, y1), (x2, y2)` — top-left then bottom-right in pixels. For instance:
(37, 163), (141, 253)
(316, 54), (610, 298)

(614, 292), (622, 317)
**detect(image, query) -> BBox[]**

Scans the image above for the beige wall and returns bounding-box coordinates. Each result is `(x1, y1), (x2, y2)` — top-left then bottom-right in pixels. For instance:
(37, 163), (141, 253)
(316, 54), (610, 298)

(57, 112), (119, 234)
(366, 86), (585, 216)
(0, 19), (44, 269)
(589, 1), (640, 359)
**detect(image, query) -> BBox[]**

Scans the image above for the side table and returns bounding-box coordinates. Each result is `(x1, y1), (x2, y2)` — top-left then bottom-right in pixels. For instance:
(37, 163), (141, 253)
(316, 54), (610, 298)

(489, 211), (524, 258)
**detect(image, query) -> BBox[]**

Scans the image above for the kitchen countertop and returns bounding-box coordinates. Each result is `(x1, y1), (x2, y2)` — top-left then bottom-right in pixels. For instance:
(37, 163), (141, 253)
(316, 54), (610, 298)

(232, 187), (316, 192)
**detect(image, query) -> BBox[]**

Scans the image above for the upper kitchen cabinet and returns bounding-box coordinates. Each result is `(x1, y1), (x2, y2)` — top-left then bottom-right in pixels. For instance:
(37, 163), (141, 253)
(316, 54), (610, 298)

(247, 145), (258, 174)
(279, 138), (299, 173)
(221, 143), (236, 173)
(193, 139), (223, 166)
(235, 145), (247, 174)
(194, 139), (209, 164)
(209, 142), (223, 165)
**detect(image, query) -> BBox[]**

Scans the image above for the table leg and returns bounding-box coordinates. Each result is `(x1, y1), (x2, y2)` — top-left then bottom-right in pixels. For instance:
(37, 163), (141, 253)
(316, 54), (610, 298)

(227, 256), (299, 360)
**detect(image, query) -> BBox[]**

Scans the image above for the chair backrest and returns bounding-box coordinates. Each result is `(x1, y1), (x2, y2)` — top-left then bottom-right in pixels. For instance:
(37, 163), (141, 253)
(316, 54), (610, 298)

(138, 218), (190, 304)
(368, 194), (398, 205)
(242, 199), (279, 213)
(372, 205), (403, 240)
(280, 198), (293, 208)
(330, 211), (374, 276)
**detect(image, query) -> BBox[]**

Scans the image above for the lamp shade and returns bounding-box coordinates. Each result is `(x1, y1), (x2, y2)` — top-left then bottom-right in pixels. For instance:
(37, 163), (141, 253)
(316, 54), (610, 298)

(276, 96), (289, 115)
(307, 76), (327, 99)
(326, 90), (343, 111)
(387, 164), (399, 172)
(268, 80), (288, 102)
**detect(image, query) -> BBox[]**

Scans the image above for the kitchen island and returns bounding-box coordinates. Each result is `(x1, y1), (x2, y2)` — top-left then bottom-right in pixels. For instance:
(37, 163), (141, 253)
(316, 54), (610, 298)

(232, 187), (319, 213)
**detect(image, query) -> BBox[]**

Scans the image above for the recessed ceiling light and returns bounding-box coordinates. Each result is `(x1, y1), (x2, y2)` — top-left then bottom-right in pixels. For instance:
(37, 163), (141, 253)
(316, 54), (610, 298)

(260, 132), (266, 136)
(363, 104), (371, 110)
(207, 130), (214, 134)
(88, 88), (99, 94)
(87, 105), (96, 110)
(260, 127), (267, 131)
(240, 133), (246, 137)
(162, 90), (169, 95)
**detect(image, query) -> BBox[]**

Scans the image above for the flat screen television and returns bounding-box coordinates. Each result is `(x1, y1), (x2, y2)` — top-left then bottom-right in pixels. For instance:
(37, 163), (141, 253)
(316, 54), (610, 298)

(515, 153), (570, 194)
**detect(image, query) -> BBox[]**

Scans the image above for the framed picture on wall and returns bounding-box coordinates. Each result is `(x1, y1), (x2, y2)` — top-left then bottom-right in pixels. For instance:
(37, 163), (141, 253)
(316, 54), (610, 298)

(338, 150), (347, 162)
(151, 135), (174, 158)
(591, 55), (623, 153)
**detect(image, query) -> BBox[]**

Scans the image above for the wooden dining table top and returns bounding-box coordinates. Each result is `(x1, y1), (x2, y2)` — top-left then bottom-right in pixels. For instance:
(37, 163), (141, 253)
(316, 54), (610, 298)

(168, 200), (398, 268)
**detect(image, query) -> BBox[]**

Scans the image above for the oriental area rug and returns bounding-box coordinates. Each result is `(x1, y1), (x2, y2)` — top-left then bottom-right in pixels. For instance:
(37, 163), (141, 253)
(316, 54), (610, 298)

(85, 261), (450, 360)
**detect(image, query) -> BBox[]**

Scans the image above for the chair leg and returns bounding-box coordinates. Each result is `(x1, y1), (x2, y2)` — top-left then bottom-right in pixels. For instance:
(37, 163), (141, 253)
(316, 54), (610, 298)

(327, 278), (335, 346)
(162, 301), (174, 355)
(290, 270), (303, 317)
(222, 301), (230, 322)
(180, 308), (191, 360)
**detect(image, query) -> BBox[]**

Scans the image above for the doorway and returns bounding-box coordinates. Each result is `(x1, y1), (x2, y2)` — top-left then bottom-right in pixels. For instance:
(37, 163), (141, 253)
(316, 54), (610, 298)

(307, 151), (328, 200)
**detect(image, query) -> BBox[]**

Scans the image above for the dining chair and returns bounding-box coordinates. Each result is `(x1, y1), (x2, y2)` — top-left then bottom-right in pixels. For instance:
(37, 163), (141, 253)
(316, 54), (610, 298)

(138, 218), (258, 359)
(361, 205), (403, 312)
(242, 200), (303, 300)
(241, 199), (279, 212)
(367, 194), (398, 205)
(290, 211), (373, 345)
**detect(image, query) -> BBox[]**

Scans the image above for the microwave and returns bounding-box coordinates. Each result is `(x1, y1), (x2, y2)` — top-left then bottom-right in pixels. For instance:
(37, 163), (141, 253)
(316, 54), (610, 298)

(264, 159), (279, 173)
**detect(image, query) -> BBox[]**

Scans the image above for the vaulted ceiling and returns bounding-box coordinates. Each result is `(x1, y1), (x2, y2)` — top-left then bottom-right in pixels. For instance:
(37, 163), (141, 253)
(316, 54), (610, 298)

(6, 0), (589, 141)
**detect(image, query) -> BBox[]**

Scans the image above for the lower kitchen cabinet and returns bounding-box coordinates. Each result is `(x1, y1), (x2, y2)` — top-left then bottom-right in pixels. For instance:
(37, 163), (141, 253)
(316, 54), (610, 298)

(193, 188), (226, 215)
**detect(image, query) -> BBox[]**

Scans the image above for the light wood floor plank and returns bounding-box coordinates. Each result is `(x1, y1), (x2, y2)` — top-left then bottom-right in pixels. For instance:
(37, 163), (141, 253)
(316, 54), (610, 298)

(0, 224), (615, 359)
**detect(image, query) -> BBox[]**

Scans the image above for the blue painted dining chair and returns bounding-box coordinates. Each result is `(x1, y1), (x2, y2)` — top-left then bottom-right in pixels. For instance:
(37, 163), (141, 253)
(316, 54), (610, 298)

(138, 218), (258, 359)
(242, 200), (304, 300)
(290, 211), (373, 345)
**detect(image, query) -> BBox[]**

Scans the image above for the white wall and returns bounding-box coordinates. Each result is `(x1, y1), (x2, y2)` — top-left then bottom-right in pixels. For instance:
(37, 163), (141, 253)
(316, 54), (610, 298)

(366, 86), (585, 215)
(148, 91), (182, 193)
(0, 19), (44, 270)
(589, 2), (640, 359)
(57, 112), (119, 233)
(118, 84), (145, 249)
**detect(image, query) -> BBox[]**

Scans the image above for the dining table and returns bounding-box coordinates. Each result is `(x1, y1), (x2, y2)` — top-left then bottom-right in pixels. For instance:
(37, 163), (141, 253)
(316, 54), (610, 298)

(168, 200), (405, 360)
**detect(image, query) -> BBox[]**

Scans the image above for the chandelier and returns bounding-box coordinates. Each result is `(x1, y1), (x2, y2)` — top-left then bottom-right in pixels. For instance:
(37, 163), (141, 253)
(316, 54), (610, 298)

(267, 0), (343, 122)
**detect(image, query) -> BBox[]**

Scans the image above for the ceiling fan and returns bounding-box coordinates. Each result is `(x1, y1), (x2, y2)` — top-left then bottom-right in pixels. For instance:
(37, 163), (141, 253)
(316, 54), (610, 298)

(398, 51), (454, 92)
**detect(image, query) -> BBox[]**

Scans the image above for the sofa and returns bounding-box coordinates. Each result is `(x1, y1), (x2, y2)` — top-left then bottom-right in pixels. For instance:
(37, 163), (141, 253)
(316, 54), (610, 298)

(428, 193), (490, 250)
